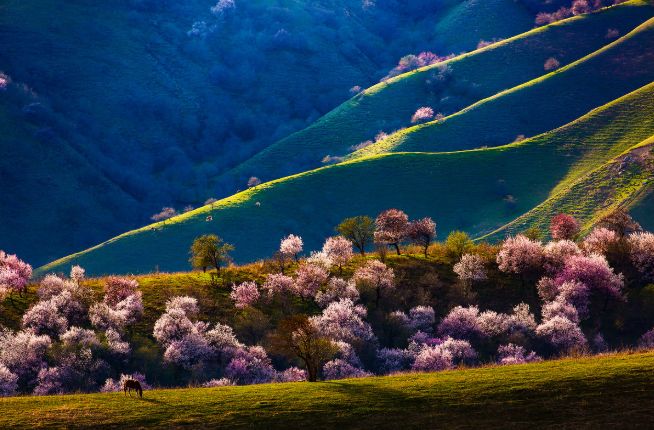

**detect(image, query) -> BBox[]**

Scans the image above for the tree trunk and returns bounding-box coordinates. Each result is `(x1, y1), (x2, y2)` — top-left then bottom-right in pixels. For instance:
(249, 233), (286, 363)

(393, 243), (401, 255)
(306, 361), (317, 382)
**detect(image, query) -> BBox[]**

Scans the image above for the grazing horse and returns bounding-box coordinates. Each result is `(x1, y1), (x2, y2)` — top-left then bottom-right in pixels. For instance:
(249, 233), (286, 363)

(123, 379), (143, 398)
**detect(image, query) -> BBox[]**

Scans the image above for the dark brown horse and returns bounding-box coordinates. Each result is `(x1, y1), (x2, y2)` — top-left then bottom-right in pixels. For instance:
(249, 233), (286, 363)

(123, 379), (143, 398)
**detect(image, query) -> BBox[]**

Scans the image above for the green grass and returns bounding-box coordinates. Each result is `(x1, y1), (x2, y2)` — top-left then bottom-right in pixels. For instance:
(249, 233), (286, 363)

(484, 135), (654, 240)
(213, 1), (654, 188)
(38, 78), (654, 275)
(1, 351), (654, 429)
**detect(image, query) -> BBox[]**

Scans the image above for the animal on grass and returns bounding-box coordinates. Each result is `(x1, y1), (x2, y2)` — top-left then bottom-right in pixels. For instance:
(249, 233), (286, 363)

(123, 379), (143, 398)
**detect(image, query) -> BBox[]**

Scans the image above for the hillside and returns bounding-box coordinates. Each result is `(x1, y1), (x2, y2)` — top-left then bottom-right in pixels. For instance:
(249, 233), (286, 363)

(353, 13), (654, 156)
(1, 351), (653, 429)
(0, 0), (536, 266)
(39, 80), (654, 275)
(211, 0), (654, 189)
(485, 135), (654, 239)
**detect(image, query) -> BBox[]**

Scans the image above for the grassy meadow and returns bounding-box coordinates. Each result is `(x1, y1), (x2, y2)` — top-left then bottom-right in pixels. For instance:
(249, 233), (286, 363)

(1, 351), (653, 429)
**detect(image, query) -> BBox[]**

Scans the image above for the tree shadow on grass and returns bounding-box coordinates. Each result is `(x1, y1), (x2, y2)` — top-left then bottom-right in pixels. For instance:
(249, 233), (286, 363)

(138, 397), (171, 407)
(320, 380), (424, 409)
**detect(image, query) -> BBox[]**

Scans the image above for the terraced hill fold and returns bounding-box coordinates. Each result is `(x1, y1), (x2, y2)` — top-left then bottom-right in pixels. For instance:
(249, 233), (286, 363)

(484, 135), (654, 240)
(211, 1), (654, 190)
(353, 14), (654, 157)
(39, 81), (654, 275)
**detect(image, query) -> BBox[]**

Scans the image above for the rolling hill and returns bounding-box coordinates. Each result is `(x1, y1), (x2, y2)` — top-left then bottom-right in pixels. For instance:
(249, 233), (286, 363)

(38, 79), (654, 275)
(352, 12), (654, 156)
(1, 351), (653, 429)
(0, 0), (537, 266)
(211, 1), (654, 188)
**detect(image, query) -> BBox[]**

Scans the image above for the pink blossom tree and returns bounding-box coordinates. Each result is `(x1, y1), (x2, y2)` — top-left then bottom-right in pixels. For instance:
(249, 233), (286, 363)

(411, 338), (476, 372)
(322, 236), (354, 272)
(536, 316), (587, 353)
(554, 254), (624, 308)
(151, 207), (178, 223)
(0, 329), (51, 391)
(322, 359), (371, 380)
(496, 235), (544, 290)
(310, 299), (375, 344)
(543, 240), (582, 274)
(550, 214), (580, 240)
(0, 251), (32, 298)
(70, 265), (85, 285)
(453, 253), (487, 298)
(353, 260), (395, 307)
(411, 107), (435, 124)
(377, 348), (411, 374)
(438, 306), (484, 340)
(280, 234), (303, 263)
(294, 263), (329, 299)
(103, 277), (139, 307)
(628, 232), (654, 282)
(247, 176), (261, 188)
(556, 280), (590, 318)
(230, 281), (260, 309)
(408, 306), (436, 333)
(262, 273), (295, 298)
(224, 346), (275, 385)
(374, 209), (410, 255)
(408, 217), (436, 256)
(274, 367), (307, 383)
(22, 290), (84, 336)
(497, 344), (541, 365)
(543, 57), (561, 71)
(0, 364), (18, 396)
(315, 277), (359, 308)
(582, 227), (619, 256)
(541, 300), (580, 324)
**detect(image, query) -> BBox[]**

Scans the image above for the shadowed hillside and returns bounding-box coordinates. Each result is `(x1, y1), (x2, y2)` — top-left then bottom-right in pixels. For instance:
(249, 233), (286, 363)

(212, 0), (654, 189)
(0, 0), (536, 266)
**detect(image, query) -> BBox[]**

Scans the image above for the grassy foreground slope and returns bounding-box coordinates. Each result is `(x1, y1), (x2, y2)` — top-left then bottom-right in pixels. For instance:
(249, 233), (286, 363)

(354, 15), (654, 157)
(2, 352), (654, 429)
(212, 1), (654, 188)
(39, 82), (654, 275)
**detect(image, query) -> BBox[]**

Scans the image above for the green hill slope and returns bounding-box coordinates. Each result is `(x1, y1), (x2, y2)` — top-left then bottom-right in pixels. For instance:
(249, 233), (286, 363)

(485, 136), (654, 239)
(0, 0), (536, 266)
(354, 14), (654, 157)
(39, 81), (654, 275)
(1, 351), (654, 429)
(212, 1), (654, 189)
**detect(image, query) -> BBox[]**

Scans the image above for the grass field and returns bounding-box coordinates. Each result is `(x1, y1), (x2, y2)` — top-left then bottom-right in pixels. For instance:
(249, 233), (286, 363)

(1, 351), (653, 429)
(38, 79), (654, 275)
